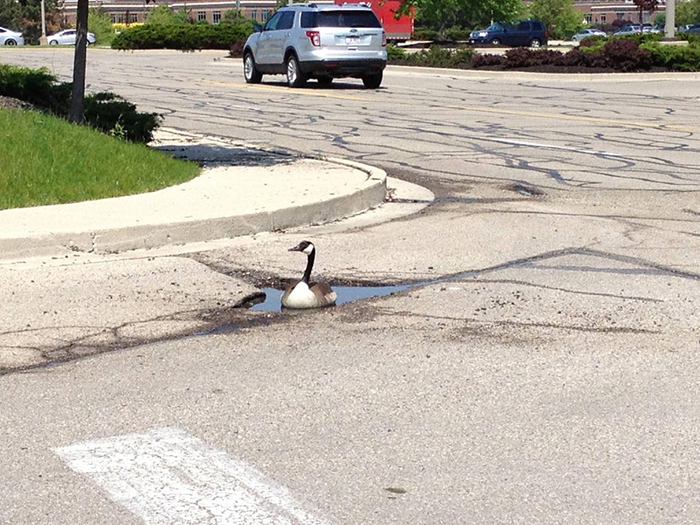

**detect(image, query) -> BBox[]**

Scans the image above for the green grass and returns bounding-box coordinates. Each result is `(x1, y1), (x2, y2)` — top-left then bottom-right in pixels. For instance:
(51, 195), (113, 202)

(0, 108), (200, 210)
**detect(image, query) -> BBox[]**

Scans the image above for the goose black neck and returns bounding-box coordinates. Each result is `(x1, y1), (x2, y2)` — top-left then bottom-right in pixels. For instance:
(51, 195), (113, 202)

(302, 249), (315, 283)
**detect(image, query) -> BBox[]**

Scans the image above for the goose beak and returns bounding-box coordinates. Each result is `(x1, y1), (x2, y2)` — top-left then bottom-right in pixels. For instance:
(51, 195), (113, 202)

(288, 243), (303, 252)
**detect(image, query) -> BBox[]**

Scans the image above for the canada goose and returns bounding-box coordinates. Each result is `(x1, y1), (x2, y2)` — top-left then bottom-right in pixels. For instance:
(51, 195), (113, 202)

(281, 240), (337, 309)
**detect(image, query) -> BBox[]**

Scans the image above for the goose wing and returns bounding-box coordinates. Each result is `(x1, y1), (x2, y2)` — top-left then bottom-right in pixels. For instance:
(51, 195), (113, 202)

(310, 282), (337, 305)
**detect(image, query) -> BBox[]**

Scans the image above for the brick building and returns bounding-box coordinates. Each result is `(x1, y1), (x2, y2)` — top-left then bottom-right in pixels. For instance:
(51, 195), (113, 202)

(573, 0), (666, 25)
(61, 0), (278, 26)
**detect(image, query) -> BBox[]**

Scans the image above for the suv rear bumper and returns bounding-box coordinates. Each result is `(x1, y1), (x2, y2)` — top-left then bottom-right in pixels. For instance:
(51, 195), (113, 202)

(300, 59), (386, 77)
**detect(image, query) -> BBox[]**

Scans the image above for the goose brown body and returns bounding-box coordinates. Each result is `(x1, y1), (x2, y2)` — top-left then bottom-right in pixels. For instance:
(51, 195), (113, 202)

(281, 241), (337, 309)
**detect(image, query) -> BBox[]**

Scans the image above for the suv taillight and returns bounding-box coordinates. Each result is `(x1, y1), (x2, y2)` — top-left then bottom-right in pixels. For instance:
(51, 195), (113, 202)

(382, 30), (387, 47)
(306, 31), (320, 47)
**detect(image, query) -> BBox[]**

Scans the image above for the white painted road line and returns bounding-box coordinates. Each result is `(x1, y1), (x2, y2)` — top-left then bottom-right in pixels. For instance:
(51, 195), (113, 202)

(54, 427), (329, 525)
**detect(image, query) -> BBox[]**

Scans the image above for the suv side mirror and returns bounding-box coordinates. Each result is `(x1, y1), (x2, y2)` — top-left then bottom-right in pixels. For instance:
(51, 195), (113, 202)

(253, 24), (263, 33)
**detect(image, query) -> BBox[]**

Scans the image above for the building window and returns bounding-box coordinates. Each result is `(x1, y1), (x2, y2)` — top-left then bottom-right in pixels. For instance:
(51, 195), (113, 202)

(198, 11), (206, 21)
(601, 14), (606, 23)
(262, 10), (271, 22)
(584, 13), (592, 23)
(250, 10), (258, 21)
(213, 11), (221, 24)
(617, 12), (624, 20)
(128, 13), (138, 23)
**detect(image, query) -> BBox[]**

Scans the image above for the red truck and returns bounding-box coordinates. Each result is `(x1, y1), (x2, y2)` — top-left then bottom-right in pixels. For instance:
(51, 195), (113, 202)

(334, 0), (414, 41)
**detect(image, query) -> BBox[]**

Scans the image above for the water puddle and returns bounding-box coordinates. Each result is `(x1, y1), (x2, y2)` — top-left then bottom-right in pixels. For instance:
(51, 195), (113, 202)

(248, 285), (412, 312)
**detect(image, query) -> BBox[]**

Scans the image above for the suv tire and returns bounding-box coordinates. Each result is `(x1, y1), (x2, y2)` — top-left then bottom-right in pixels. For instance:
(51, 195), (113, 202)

(490, 38), (502, 46)
(244, 53), (263, 84)
(529, 38), (542, 48)
(286, 55), (307, 88)
(362, 71), (383, 89)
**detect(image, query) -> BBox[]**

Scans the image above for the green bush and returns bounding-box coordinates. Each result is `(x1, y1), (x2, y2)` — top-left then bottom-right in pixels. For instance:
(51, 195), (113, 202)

(0, 64), (160, 142)
(386, 43), (407, 60)
(89, 7), (117, 46)
(444, 26), (472, 42)
(112, 22), (253, 50)
(391, 45), (474, 68)
(84, 93), (161, 142)
(642, 41), (700, 71)
(412, 28), (439, 41)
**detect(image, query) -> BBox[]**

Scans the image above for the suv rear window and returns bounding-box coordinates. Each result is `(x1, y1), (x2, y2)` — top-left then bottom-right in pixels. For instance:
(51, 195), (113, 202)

(301, 10), (381, 29)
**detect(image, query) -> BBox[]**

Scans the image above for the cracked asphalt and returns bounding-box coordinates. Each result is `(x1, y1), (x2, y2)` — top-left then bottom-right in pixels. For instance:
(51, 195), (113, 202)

(1, 49), (700, 524)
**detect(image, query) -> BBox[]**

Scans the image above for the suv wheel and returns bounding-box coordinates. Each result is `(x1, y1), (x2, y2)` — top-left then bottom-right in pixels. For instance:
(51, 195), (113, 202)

(243, 53), (263, 84)
(286, 55), (307, 88)
(362, 71), (383, 89)
(490, 38), (502, 46)
(529, 38), (542, 48)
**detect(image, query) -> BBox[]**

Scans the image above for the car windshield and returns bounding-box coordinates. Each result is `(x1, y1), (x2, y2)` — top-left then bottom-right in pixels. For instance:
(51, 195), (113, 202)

(486, 22), (505, 31)
(305, 11), (382, 28)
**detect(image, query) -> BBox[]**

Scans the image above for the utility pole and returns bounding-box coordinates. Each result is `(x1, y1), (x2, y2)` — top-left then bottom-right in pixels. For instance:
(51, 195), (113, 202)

(39, 0), (47, 45)
(664, 0), (676, 39)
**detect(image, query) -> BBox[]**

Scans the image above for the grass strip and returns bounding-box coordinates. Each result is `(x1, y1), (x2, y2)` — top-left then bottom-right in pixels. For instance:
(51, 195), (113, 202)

(0, 108), (200, 210)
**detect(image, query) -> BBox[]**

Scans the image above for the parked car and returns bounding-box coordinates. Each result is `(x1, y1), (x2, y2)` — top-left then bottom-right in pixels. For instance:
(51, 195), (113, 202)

(469, 19), (548, 48)
(686, 24), (700, 35)
(0, 26), (24, 46)
(613, 25), (641, 36)
(243, 3), (387, 89)
(47, 29), (96, 46)
(571, 28), (607, 42)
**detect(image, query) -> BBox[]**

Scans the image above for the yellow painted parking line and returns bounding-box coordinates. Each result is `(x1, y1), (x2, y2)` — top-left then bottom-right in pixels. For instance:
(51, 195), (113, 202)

(202, 79), (698, 133)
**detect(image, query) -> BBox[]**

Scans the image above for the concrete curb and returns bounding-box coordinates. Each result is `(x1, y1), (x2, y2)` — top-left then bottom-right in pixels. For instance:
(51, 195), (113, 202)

(0, 144), (387, 261)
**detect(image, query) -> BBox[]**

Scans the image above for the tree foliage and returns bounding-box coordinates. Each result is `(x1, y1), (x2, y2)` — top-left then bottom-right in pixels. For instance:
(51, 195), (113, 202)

(0, 0), (62, 44)
(528, 0), (582, 39)
(145, 3), (189, 25)
(677, 0), (700, 25)
(398, 0), (526, 34)
(633, 0), (659, 23)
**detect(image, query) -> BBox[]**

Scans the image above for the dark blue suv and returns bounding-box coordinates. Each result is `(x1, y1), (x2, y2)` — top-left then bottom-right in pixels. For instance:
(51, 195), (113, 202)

(469, 19), (548, 48)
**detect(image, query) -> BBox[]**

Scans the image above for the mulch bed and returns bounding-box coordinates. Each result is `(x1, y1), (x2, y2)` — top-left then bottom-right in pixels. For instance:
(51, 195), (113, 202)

(0, 96), (35, 110)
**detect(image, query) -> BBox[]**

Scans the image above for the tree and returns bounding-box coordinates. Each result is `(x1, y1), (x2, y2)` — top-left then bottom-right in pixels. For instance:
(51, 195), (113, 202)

(221, 9), (247, 24)
(676, 0), (700, 25)
(69, 0), (88, 123)
(89, 6), (116, 46)
(0, 0), (61, 44)
(528, 0), (582, 39)
(398, 0), (526, 34)
(145, 3), (188, 24)
(633, 0), (659, 23)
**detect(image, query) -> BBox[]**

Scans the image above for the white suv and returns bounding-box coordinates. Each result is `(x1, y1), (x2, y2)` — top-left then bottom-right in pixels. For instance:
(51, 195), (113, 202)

(243, 3), (387, 89)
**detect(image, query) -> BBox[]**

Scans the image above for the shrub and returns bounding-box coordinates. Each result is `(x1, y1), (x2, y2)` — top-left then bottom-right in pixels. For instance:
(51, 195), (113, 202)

(84, 93), (161, 142)
(389, 45), (473, 68)
(0, 64), (160, 142)
(412, 28), (439, 41)
(578, 35), (607, 49)
(89, 7), (117, 46)
(229, 39), (246, 58)
(602, 38), (652, 71)
(469, 52), (506, 68)
(502, 48), (561, 68)
(444, 26), (472, 42)
(642, 41), (700, 71)
(112, 22), (253, 50)
(386, 43), (407, 60)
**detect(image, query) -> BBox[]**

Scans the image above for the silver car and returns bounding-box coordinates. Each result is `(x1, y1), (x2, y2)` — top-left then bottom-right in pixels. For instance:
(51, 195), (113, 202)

(48, 29), (97, 46)
(571, 28), (607, 42)
(243, 3), (387, 89)
(0, 26), (24, 46)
